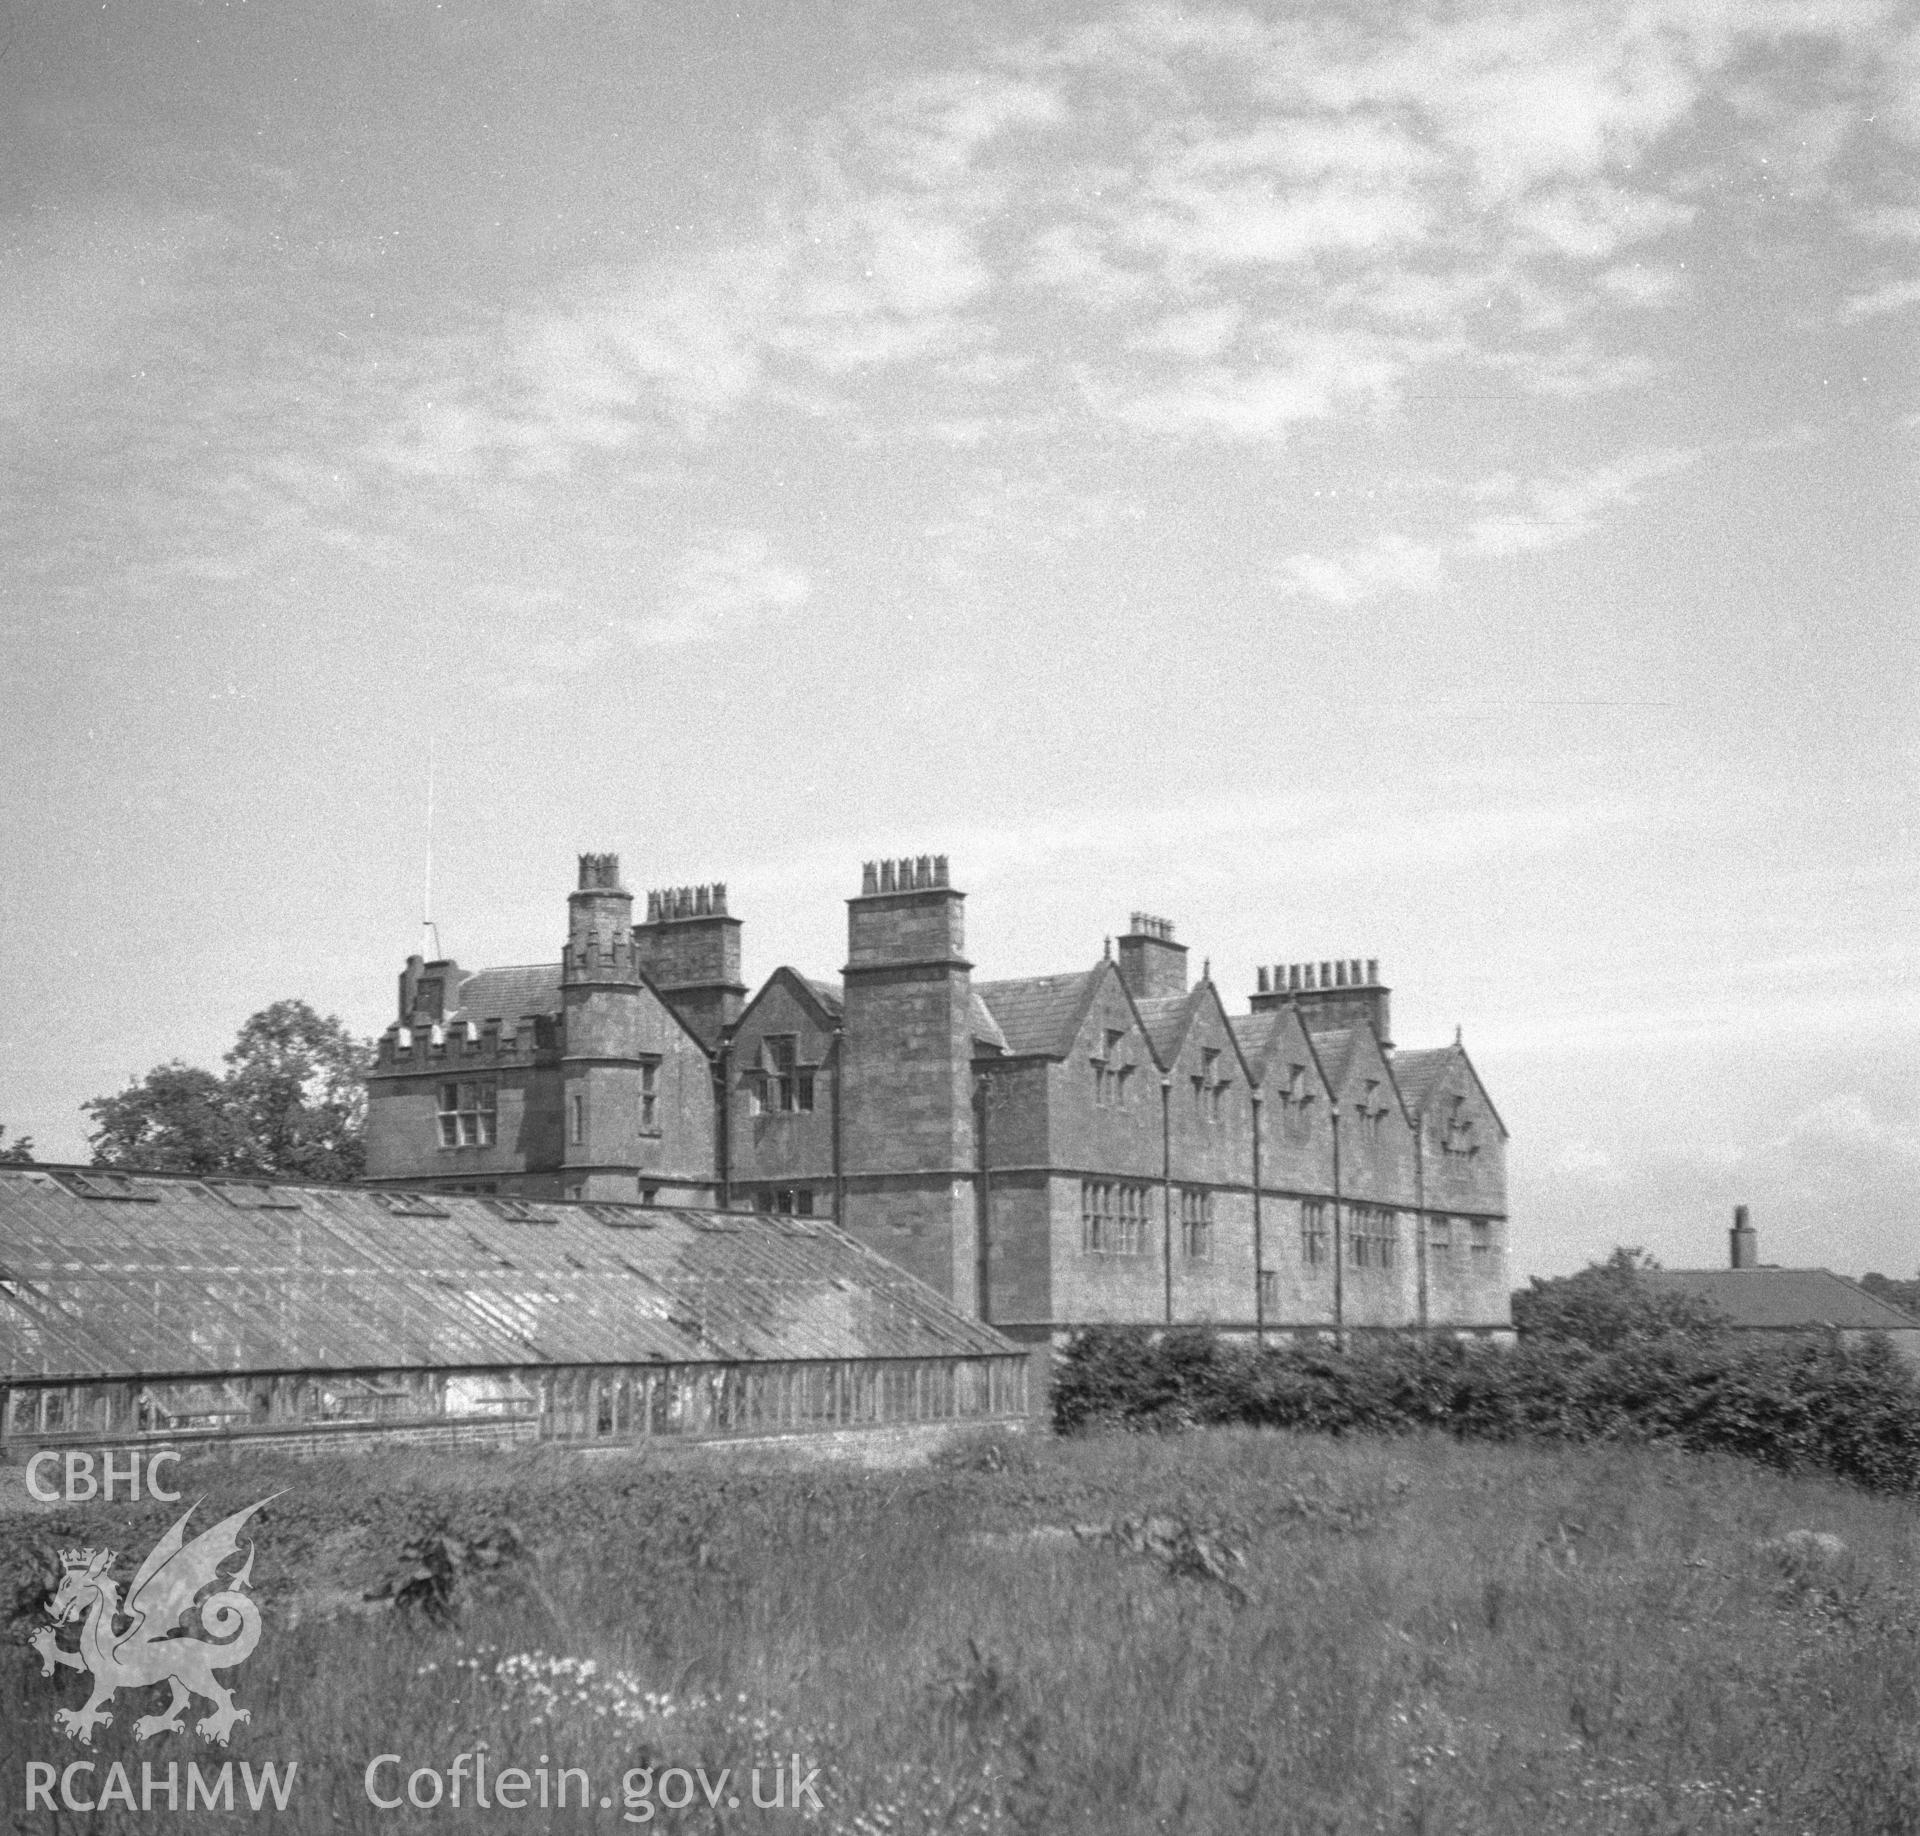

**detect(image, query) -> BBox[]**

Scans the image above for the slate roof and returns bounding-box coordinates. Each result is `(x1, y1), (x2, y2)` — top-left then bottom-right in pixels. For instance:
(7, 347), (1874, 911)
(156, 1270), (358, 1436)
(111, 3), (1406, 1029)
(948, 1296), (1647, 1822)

(802, 978), (845, 1018)
(1391, 1047), (1455, 1115)
(1308, 1027), (1358, 1092)
(0, 1168), (1019, 1384)
(970, 992), (1009, 1054)
(1131, 994), (1194, 1067)
(972, 969), (1101, 1058)
(1228, 1015), (1274, 1076)
(450, 963), (562, 1026)
(1640, 1268), (1920, 1333)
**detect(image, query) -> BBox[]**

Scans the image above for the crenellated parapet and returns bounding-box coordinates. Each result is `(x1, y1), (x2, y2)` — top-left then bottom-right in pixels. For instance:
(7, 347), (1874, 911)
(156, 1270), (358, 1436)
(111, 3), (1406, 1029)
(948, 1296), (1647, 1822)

(565, 851), (638, 985)
(375, 1014), (560, 1070)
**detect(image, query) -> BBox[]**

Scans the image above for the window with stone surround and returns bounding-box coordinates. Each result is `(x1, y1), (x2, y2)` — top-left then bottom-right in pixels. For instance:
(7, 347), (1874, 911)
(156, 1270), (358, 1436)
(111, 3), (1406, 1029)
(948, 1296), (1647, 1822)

(1436, 1095), (1480, 1158)
(755, 1187), (815, 1216)
(1258, 1269), (1279, 1313)
(1348, 1205), (1396, 1268)
(1428, 1215), (1452, 1255)
(1300, 1199), (1328, 1265)
(1192, 1048), (1227, 1122)
(1355, 1079), (1389, 1141)
(1470, 1218), (1491, 1256)
(437, 1080), (497, 1148)
(1278, 1061), (1315, 1135)
(1180, 1187), (1214, 1260)
(750, 1035), (815, 1114)
(639, 1060), (660, 1134)
(1081, 1180), (1150, 1254)
(1092, 1029), (1130, 1108)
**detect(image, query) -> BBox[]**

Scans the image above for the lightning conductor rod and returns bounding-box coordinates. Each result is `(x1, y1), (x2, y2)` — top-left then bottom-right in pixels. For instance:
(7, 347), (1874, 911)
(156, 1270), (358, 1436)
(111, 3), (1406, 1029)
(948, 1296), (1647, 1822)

(421, 736), (442, 961)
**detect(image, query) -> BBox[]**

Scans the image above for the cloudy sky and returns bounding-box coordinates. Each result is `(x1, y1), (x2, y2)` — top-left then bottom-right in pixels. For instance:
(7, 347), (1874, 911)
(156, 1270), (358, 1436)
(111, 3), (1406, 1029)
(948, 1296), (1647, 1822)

(1, 0), (1913, 1279)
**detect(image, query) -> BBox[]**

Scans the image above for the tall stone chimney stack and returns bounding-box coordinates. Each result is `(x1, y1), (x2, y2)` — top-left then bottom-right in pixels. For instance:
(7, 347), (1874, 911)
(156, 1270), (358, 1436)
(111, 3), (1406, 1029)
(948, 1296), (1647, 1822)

(1250, 957), (1392, 1048)
(1115, 914), (1188, 1000)
(839, 854), (978, 1309)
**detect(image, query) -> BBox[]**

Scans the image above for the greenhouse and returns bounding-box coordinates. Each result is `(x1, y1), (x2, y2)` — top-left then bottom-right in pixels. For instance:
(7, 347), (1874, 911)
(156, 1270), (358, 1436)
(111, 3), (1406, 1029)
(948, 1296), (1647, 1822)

(0, 1166), (1027, 1453)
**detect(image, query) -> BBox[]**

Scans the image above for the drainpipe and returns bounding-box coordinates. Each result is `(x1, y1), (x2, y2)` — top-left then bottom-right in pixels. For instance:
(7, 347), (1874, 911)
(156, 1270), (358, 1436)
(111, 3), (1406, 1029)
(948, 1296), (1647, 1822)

(1161, 1073), (1174, 1325)
(1414, 1116), (1428, 1333)
(973, 1069), (993, 1322)
(1331, 1108), (1345, 1351)
(715, 1039), (731, 1209)
(1251, 1089), (1265, 1345)
(831, 1026), (845, 1230)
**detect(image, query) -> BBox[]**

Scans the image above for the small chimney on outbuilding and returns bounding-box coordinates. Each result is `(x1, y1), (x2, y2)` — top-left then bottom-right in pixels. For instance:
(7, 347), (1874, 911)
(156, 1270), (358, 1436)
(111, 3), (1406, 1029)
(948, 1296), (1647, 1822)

(1730, 1204), (1758, 1270)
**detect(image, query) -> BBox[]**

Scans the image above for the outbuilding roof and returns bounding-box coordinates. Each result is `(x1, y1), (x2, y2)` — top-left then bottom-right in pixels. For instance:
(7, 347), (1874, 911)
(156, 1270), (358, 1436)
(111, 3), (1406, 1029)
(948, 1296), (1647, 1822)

(0, 1168), (1018, 1384)
(1640, 1268), (1920, 1333)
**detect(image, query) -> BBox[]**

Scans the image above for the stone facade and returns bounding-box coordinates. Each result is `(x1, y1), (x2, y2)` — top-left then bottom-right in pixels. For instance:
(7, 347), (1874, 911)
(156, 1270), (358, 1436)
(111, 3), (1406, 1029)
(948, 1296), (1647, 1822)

(367, 856), (1512, 1335)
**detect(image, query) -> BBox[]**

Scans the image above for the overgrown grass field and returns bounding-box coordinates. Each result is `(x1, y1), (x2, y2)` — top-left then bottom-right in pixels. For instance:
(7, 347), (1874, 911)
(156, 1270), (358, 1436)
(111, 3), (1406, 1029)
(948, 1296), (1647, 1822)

(6, 1427), (1919, 1834)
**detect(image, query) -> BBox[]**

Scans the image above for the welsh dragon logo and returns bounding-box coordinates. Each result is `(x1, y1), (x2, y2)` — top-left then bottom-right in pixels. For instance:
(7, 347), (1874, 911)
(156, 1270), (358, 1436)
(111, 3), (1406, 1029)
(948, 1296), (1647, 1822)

(31, 1494), (277, 1747)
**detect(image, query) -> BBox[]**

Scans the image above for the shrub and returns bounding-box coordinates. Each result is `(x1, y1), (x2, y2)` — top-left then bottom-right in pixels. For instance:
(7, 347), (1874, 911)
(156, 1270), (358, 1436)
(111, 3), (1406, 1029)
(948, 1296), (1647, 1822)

(1511, 1246), (1727, 1349)
(1052, 1323), (1920, 1497)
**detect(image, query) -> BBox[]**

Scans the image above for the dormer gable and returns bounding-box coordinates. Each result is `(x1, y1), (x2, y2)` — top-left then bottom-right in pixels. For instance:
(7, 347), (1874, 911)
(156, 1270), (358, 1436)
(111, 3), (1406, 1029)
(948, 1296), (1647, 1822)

(1063, 958), (1156, 1109)
(1152, 979), (1252, 1118)
(732, 965), (845, 1040)
(1231, 1002), (1333, 1114)
(1309, 1021), (1410, 1139)
(1396, 1041), (1508, 1153)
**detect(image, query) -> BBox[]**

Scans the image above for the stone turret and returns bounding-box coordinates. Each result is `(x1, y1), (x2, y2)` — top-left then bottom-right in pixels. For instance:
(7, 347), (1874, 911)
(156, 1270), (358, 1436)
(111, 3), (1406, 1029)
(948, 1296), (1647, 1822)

(561, 853), (647, 1198)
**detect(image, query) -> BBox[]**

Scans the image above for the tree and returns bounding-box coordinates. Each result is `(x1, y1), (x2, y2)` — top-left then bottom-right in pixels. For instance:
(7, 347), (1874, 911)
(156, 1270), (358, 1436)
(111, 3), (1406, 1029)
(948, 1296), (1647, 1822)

(0, 1125), (33, 1165)
(221, 1000), (370, 1181)
(85, 1003), (372, 1181)
(1511, 1246), (1727, 1350)
(1861, 1272), (1920, 1320)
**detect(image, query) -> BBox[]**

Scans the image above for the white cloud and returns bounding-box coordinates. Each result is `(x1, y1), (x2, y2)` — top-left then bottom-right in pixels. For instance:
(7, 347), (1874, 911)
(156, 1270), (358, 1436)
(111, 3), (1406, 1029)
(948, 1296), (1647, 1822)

(1276, 446), (1703, 600)
(1461, 447), (1701, 556)
(627, 532), (811, 649)
(1104, 328), (1409, 438)
(1840, 276), (1920, 321)
(1274, 534), (1448, 604)
(1129, 302), (1245, 357)
(360, 0), (1918, 474)
(1511, 185), (1695, 261)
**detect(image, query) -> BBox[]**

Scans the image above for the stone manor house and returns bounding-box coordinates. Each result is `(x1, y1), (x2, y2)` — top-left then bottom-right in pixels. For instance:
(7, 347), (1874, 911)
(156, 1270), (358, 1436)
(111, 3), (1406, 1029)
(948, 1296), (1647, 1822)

(366, 855), (1512, 1346)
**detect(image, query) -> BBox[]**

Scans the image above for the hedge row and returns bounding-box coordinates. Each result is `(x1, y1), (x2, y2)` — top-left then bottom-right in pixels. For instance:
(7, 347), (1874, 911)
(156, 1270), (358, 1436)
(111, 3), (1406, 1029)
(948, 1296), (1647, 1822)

(1051, 1327), (1920, 1496)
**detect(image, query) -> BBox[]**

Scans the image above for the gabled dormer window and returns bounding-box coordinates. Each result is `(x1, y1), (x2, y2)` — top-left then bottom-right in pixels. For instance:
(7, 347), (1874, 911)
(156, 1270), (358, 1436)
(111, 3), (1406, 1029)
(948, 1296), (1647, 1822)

(1191, 1047), (1226, 1121)
(749, 1036), (815, 1114)
(1092, 1028), (1131, 1108)
(1354, 1078), (1388, 1141)
(1438, 1095), (1478, 1158)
